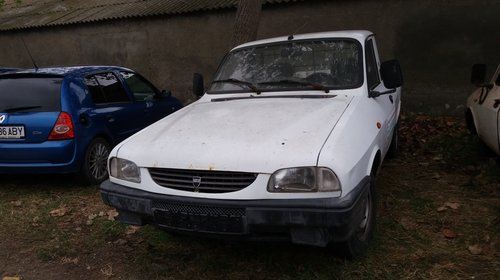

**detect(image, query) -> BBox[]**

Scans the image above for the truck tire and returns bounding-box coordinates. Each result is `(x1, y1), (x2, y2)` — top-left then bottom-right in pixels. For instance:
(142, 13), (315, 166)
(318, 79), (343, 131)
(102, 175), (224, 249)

(387, 122), (399, 159)
(338, 174), (377, 258)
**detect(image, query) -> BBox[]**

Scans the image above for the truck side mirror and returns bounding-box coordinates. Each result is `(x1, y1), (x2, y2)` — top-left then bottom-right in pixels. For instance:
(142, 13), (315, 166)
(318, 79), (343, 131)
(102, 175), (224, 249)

(380, 59), (403, 89)
(193, 73), (204, 97)
(470, 64), (486, 86)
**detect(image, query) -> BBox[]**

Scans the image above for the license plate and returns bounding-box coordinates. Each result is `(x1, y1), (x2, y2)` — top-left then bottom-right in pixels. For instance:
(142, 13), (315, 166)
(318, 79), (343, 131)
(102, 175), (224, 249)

(0, 126), (25, 139)
(154, 209), (245, 234)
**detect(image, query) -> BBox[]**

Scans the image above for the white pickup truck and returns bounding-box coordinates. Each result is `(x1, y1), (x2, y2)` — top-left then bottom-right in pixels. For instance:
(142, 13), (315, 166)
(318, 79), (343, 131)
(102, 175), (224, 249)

(100, 30), (403, 257)
(466, 64), (500, 155)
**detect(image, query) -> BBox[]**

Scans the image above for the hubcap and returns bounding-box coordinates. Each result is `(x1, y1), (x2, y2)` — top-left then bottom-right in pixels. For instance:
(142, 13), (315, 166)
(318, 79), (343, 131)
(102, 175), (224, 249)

(358, 188), (372, 239)
(89, 143), (109, 180)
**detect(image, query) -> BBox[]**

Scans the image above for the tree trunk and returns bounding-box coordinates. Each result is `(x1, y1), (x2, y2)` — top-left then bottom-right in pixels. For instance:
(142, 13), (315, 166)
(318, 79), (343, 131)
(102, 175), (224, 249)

(232, 0), (263, 47)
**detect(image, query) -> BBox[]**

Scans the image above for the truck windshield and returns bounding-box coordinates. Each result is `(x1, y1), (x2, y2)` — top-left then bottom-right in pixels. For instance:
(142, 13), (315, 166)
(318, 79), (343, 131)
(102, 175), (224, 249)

(209, 39), (362, 93)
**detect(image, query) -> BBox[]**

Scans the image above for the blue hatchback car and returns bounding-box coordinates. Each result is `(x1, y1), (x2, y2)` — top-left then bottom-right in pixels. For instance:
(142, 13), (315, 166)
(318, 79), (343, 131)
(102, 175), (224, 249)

(0, 66), (183, 184)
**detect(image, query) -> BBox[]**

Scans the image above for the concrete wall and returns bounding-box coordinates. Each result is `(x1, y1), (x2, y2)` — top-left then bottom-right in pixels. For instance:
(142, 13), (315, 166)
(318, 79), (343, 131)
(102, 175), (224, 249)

(0, 0), (498, 115)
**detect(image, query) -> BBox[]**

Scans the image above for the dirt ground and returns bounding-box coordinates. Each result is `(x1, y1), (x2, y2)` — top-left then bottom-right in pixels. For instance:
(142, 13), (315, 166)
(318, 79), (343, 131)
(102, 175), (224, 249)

(0, 115), (498, 280)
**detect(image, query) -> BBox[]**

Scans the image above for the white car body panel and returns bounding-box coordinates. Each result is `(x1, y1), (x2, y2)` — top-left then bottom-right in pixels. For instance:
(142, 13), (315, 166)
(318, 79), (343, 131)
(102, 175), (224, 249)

(467, 64), (500, 155)
(109, 31), (401, 200)
(116, 92), (354, 174)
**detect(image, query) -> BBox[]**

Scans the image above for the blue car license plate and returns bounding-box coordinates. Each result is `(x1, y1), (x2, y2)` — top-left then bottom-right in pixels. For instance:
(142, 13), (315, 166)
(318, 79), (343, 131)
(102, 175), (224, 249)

(0, 126), (25, 139)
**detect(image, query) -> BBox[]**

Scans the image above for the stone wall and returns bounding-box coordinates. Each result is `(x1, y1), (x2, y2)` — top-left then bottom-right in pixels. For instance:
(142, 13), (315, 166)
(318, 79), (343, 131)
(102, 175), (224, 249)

(0, 0), (498, 115)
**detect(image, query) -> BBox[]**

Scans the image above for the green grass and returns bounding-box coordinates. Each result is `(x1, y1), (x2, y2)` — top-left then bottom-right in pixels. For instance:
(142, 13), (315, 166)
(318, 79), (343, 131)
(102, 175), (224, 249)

(0, 117), (499, 279)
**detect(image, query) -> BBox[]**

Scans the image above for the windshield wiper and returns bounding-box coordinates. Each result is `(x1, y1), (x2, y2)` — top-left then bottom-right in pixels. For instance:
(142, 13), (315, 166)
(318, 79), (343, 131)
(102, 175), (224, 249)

(211, 94), (336, 102)
(2, 105), (42, 113)
(212, 78), (260, 93)
(258, 79), (330, 93)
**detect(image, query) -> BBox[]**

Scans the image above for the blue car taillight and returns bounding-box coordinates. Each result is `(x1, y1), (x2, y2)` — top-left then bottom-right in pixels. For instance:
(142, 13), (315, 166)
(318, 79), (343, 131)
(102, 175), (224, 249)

(48, 112), (75, 140)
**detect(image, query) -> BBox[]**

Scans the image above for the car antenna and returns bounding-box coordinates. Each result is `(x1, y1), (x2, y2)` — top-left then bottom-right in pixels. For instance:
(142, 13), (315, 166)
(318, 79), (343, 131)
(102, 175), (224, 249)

(288, 22), (308, 40)
(20, 37), (39, 70)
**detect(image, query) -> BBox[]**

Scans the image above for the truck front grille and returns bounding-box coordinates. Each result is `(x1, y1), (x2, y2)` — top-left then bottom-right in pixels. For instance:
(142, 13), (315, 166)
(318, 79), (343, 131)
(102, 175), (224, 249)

(148, 168), (258, 193)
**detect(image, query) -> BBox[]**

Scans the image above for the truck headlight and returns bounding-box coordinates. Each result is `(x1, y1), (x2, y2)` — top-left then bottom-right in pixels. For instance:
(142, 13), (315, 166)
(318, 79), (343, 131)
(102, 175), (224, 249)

(109, 157), (141, 183)
(267, 167), (341, 192)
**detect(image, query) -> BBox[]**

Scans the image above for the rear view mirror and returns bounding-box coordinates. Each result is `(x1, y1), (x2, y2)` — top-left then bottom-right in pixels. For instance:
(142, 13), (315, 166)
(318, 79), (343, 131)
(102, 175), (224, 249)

(380, 59), (403, 89)
(470, 64), (486, 86)
(193, 73), (204, 97)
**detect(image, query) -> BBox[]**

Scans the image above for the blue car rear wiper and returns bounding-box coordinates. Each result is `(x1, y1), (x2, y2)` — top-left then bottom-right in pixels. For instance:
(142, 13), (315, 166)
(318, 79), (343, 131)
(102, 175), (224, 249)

(2, 105), (42, 112)
(258, 79), (330, 93)
(212, 78), (260, 93)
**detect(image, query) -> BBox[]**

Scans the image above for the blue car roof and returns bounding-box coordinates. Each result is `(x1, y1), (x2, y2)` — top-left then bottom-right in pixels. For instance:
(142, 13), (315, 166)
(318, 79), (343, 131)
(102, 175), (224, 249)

(0, 66), (133, 78)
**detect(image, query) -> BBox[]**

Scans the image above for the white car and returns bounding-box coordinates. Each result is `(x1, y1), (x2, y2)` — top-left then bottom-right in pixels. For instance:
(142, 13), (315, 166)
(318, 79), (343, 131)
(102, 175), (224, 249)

(466, 64), (500, 155)
(100, 30), (403, 257)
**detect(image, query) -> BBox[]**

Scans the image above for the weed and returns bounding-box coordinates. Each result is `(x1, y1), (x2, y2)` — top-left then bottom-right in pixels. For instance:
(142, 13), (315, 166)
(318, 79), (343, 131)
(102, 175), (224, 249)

(97, 220), (127, 240)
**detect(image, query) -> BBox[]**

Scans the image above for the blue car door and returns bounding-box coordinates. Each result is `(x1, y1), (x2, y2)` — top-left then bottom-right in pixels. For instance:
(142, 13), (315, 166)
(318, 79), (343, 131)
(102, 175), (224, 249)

(84, 72), (148, 143)
(119, 71), (181, 125)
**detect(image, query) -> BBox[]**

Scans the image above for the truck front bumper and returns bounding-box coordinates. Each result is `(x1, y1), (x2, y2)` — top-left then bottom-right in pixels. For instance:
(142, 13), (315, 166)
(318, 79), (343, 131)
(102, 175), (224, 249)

(100, 176), (371, 247)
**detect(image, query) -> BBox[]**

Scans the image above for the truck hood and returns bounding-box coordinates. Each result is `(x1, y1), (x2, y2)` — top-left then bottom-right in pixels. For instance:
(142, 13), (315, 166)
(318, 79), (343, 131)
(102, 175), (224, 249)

(117, 93), (353, 173)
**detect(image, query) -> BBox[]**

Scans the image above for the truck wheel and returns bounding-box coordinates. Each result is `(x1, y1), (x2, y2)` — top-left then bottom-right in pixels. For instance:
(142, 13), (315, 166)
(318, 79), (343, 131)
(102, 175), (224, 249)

(387, 122), (399, 158)
(339, 175), (376, 258)
(80, 137), (110, 185)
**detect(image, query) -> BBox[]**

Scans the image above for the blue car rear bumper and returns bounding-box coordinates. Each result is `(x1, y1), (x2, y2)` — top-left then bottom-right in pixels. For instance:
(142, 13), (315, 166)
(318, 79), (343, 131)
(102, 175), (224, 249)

(0, 139), (80, 173)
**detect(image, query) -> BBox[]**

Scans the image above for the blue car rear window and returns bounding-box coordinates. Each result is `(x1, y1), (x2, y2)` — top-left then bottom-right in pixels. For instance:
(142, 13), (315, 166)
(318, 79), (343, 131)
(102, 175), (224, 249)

(0, 77), (62, 112)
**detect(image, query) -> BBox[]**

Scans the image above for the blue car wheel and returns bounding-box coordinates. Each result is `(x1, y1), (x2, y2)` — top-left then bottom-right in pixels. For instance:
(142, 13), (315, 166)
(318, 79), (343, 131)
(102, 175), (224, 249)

(81, 137), (110, 185)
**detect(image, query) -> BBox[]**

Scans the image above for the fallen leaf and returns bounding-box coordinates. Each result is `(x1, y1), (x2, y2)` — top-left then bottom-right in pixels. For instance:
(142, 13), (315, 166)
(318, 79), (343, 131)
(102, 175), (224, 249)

(50, 207), (68, 217)
(107, 209), (119, 221)
(3, 276), (22, 280)
(442, 228), (456, 239)
(100, 264), (114, 277)
(11, 200), (22, 207)
(125, 226), (140, 235)
(87, 214), (97, 220)
(437, 206), (447, 212)
(468, 244), (482, 255)
(61, 257), (79, 264)
(113, 238), (127, 245)
(444, 202), (460, 210)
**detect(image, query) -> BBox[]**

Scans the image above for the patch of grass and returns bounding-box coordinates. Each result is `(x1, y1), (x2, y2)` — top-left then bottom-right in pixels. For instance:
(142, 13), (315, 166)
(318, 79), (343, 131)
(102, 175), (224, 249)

(96, 220), (127, 240)
(138, 225), (172, 246)
(0, 116), (499, 279)
(409, 196), (435, 214)
(36, 231), (73, 261)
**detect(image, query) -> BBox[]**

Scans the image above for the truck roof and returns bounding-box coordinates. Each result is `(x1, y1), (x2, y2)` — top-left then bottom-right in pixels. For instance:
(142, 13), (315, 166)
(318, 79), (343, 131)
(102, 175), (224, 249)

(233, 30), (374, 50)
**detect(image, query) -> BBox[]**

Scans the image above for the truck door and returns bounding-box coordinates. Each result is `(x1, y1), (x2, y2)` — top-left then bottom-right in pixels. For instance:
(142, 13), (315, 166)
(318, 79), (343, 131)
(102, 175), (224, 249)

(365, 37), (398, 150)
